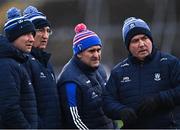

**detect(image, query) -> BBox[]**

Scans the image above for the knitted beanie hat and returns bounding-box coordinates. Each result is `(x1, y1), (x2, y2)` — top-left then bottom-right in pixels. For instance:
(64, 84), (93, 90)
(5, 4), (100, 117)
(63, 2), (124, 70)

(23, 6), (50, 29)
(122, 17), (153, 50)
(73, 23), (101, 55)
(4, 7), (35, 42)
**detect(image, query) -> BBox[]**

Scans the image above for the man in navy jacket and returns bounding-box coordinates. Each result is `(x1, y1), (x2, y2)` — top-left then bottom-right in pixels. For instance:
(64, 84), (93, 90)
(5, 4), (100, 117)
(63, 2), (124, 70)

(57, 23), (114, 129)
(23, 6), (61, 128)
(103, 17), (180, 128)
(0, 7), (37, 128)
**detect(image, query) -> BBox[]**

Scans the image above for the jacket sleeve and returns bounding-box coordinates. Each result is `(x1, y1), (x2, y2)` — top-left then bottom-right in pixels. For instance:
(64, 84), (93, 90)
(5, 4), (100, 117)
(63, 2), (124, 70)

(158, 56), (180, 107)
(0, 65), (30, 128)
(102, 71), (127, 120)
(60, 82), (88, 129)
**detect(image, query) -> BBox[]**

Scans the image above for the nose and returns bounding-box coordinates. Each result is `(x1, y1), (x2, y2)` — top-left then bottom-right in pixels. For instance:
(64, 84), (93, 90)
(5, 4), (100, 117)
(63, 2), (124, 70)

(29, 34), (35, 42)
(42, 30), (49, 39)
(93, 50), (100, 58)
(139, 39), (145, 47)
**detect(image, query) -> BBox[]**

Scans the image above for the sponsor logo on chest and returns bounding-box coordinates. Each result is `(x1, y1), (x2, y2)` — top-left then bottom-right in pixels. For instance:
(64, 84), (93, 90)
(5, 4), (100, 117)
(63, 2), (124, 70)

(120, 72), (161, 83)
(40, 72), (46, 78)
(121, 76), (131, 83)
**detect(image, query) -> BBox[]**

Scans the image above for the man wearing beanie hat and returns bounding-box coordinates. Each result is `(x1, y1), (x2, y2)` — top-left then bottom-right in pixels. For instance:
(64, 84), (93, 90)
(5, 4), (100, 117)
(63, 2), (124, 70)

(103, 17), (180, 129)
(23, 6), (61, 128)
(0, 7), (38, 128)
(4, 7), (36, 52)
(57, 23), (114, 129)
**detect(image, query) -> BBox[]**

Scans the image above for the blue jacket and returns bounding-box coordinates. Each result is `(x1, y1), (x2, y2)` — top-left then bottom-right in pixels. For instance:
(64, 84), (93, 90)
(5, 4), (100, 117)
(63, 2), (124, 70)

(0, 35), (37, 128)
(23, 47), (61, 128)
(103, 49), (180, 128)
(57, 56), (114, 129)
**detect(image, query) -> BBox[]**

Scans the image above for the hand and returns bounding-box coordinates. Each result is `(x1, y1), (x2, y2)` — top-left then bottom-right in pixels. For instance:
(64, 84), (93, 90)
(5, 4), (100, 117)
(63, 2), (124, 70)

(119, 107), (137, 127)
(137, 95), (160, 117)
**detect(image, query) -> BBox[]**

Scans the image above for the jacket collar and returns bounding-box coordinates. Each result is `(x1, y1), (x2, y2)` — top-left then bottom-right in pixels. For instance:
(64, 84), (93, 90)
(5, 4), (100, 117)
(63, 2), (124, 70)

(72, 55), (98, 75)
(31, 47), (51, 66)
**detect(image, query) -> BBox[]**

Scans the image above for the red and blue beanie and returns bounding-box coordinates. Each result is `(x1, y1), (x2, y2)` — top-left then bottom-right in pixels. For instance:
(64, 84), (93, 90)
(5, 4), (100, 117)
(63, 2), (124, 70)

(23, 6), (50, 29)
(122, 17), (153, 50)
(73, 23), (102, 55)
(4, 7), (35, 42)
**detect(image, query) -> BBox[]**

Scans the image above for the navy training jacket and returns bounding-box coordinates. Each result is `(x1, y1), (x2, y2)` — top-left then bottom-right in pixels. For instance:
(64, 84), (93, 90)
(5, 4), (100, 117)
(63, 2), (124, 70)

(0, 35), (38, 128)
(23, 47), (61, 128)
(103, 49), (180, 128)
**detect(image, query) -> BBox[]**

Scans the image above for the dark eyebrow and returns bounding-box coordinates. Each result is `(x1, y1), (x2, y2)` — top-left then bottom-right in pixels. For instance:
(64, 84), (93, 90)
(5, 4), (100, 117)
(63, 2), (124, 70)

(88, 47), (101, 52)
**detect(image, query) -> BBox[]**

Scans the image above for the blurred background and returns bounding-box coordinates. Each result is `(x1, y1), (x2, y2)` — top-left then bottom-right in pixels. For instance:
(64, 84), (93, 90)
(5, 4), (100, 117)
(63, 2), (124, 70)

(0, 0), (180, 76)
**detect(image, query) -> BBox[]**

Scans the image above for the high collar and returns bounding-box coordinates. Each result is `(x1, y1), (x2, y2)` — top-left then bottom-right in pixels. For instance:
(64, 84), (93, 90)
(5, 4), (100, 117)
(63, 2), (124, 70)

(31, 47), (51, 66)
(72, 55), (98, 75)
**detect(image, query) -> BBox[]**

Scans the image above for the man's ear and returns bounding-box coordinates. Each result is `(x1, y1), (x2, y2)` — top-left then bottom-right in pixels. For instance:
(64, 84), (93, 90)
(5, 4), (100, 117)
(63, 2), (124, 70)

(77, 53), (82, 59)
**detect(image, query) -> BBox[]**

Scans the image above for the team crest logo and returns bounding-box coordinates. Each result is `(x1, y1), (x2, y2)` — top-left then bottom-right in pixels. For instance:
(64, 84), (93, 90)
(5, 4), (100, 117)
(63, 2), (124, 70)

(129, 23), (135, 29)
(154, 73), (161, 81)
(77, 44), (83, 51)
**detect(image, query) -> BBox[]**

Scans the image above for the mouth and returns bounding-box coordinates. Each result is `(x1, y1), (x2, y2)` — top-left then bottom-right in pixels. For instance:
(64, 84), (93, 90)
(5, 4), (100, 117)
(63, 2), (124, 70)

(139, 49), (147, 53)
(40, 41), (48, 46)
(26, 44), (33, 47)
(41, 40), (47, 44)
(92, 59), (100, 64)
(91, 57), (100, 61)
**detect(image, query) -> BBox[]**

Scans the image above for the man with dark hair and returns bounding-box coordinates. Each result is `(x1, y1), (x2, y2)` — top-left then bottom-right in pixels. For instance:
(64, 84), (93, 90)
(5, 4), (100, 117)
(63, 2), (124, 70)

(23, 6), (61, 128)
(103, 17), (180, 129)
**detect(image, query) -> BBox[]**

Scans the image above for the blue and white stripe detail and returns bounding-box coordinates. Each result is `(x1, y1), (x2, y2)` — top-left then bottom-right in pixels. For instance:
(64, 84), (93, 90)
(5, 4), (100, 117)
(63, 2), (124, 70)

(66, 83), (88, 130)
(29, 15), (47, 21)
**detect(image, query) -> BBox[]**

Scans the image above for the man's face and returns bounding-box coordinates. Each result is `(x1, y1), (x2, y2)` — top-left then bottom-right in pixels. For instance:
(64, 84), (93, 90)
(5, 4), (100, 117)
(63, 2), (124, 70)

(34, 26), (52, 49)
(129, 34), (152, 61)
(13, 32), (34, 52)
(77, 45), (102, 68)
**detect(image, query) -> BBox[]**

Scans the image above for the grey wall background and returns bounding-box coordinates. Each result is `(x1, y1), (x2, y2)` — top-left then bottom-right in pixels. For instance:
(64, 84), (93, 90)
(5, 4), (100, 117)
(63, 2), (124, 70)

(0, 0), (180, 76)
